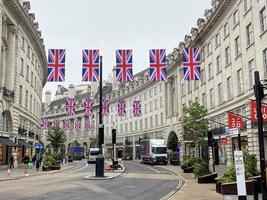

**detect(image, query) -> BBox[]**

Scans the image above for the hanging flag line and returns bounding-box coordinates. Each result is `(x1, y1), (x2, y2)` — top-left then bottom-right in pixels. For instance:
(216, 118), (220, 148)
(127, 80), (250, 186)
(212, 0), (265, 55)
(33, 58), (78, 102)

(46, 48), (200, 83)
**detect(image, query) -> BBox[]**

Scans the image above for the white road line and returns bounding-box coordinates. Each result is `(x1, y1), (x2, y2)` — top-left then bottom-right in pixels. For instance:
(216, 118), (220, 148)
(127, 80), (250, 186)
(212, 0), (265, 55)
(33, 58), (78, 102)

(71, 162), (88, 172)
(127, 161), (161, 174)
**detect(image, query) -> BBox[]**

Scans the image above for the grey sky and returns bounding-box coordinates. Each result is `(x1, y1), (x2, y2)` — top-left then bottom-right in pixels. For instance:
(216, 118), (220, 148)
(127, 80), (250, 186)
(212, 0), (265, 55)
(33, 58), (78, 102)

(29, 0), (211, 100)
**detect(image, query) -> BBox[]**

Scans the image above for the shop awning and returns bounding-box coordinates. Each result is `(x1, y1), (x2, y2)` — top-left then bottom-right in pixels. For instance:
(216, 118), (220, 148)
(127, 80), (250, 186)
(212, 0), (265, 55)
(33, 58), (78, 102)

(0, 137), (19, 147)
(18, 140), (33, 148)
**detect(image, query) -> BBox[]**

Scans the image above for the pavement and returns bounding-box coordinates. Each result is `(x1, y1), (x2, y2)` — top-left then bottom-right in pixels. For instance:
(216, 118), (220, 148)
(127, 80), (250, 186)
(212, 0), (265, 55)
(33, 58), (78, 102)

(0, 162), (77, 181)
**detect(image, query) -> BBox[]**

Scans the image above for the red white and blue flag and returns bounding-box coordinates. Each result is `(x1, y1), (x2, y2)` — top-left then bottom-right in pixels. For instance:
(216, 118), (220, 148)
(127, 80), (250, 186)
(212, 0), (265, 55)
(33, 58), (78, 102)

(47, 49), (65, 82)
(133, 100), (142, 117)
(75, 119), (81, 132)
(53, 119), (60, 128)
(63, 120), (69, 131)
(115, 50), (133, 82)
(84, 120), (92, 131)
(84, 98), (93, 116)
(149, 49), (167, 81)
(66, 98), (76, 116)
(82, 49), (100, 82)
(102, 99), (109, 117)
(117, 99), (126, 117)
(182, 48), (201, 80)
(42, 118), (48, 130)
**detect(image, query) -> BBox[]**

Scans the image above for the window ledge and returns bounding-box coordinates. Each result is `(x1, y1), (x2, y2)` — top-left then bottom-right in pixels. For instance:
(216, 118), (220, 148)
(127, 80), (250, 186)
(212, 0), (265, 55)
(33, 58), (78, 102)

(228, 97), (234, 101)
(237, 91), (244, 97)
(215, 44), (221, 50)
(246, 42), (254, 50)
(235, 53), (242, 60)
(260, 29), (267, 38)
(233, 22), (240, 30)
(224, 34), (230, 40)
(216, 70), (222, 75)
(208, 77), (214, 81)
(243, 7), (252, 16)
(225, 63), (231, 68)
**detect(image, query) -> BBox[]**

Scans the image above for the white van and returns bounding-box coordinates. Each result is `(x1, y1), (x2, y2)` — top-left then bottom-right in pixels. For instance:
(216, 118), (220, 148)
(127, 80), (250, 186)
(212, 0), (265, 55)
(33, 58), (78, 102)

(87, 148), (99, 163)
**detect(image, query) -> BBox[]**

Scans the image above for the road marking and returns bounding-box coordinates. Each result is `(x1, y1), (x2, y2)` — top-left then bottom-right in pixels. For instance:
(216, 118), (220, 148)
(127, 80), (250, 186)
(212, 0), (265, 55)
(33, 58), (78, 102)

(127, 161), (161, 174)
(71, 162), (88, 172)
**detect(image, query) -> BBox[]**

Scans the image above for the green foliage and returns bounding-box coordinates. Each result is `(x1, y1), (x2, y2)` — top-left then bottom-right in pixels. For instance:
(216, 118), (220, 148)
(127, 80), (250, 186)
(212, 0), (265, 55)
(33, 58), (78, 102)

(43, 154), (56, 167)
(167, 131), (178, 151)
(182, 103), (209, 146)
(52, 153), (62, 162)
(181, 155), (202, 168)
(218, 164), (236, 183)
(244, 153), (258, 177)
(143, 133), (150, 139)
(90, 137), (98, 148)
(73, 140), (80, 146)
(47, 128), (66, 153)
(193, 163), (210, 177)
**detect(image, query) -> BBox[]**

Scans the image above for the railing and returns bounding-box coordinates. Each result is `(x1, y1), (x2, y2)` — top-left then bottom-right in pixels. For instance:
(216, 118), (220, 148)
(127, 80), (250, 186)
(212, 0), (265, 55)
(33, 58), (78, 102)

(3, 87), (14, 100)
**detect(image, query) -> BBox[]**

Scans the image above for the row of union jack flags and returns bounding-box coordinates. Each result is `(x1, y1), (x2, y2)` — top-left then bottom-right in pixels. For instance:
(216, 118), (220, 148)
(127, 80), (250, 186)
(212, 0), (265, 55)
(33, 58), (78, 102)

(42, 118), (92, 132)
(65, 97), (142, 117)
(47, 48), (201, 82)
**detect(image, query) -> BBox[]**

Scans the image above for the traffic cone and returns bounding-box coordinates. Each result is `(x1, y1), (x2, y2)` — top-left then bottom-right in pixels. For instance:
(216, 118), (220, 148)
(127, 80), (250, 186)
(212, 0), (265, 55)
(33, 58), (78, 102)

(7, 168), (11, 176)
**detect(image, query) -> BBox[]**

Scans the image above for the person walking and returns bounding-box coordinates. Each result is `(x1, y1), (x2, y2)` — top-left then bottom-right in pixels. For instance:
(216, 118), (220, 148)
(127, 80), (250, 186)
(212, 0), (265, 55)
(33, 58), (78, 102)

(23, 154), (30, 176)
(35, 149), (42, 172)
(8, 153), (14, 169)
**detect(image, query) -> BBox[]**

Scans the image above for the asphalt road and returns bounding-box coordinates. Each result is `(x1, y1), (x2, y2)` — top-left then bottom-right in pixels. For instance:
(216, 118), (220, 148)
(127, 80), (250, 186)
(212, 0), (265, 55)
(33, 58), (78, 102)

(0, 160), (179, 200)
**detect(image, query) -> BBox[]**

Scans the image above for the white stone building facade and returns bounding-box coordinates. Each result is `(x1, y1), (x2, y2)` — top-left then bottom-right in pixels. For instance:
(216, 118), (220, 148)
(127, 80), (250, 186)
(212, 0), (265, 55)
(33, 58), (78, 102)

(0, 0), (47, 166)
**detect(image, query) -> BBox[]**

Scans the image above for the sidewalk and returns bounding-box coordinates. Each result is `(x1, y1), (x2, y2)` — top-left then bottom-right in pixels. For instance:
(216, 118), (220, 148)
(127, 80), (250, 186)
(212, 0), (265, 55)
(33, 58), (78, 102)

(159, 165), (223, 200)
(0, 162), (77, 181)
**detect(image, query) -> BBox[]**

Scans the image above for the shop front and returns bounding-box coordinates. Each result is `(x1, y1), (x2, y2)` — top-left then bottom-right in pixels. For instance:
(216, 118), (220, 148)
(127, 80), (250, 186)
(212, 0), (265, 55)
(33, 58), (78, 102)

(0, 137), (19, 165)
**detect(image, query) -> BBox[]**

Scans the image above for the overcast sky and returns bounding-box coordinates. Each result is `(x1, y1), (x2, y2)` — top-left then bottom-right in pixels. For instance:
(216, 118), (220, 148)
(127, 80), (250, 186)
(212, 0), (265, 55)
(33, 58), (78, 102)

(29, 0), (211, 100)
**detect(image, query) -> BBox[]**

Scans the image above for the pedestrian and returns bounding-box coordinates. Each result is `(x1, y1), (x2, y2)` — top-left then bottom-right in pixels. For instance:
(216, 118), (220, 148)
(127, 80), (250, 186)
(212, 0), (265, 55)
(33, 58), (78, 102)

(8, 153), (14, 169)
(34, 149), (42, 172)
(23, 155), (30, 166)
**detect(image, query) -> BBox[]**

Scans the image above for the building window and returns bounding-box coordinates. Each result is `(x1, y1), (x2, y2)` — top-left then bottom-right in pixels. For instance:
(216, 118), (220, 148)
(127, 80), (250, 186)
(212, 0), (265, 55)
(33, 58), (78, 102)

(125, 123), (128, 133)
(189, 100), (192, 107)
(244, 0), (251, 12)
(188, 81), (192, 93)
(248, 59), (255, 88)
(144, 104), (147, 113)
(215, 33), (220, 47)
(149, 102), (152, 112)
(160, 113), (163, 125)
(202, 93), (207, 108)
(201, 50), (205, 61)
(27, 45), (30, 58)
(130, 122), (132, 131)
(181, 83), (185, 95)
(260, 7), (267, 32)
(246, 23), (254, 46)
(207, 42), (212, 55)
(145, 118), (147, 129)
(234, 36), (241, 57)
(224, 22), (229, 37)
(21, 36), (25, 50)
(194, 80), (199, 90)
(140, 119), (143, 130)
(233, 10), (239, 26)
(20, 58), (24, 76)
(135, 121), (138, 131)
(25, 90), (28, 109)
(237, 69), (244, 94)
(210, 88), (214, 108)
(26, 65), (29, 81)
(155, 114), (158, 126)
(150, 116), (153, 128)
(225, 47), (230, 66)
(216, 56), (221, 73)
(226, 76), (233, 99)
(201, 69), (205, 84)
(195, 96), (199, 103)
(19, 85), (23, 106)
(263, 49), (267, 73)
(31, 71), (33, 86)
(208, 63), (213, 79)
(160, 97), (163, 107)
(154, 87), (157, 95)
(160, 83), (162, 92)
(30, 95), (32, 112)
(218, 83), (223, 104)
(155, 99), (158, 110)
(144, 92), (147, 100)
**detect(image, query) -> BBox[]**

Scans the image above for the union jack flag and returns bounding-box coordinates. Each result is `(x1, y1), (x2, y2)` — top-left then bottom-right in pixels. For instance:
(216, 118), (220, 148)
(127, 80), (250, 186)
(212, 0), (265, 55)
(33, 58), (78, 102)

(182, 48), (201, 80)
(149, 49), (167, 81)
(117, 99), (126, 117)
(133, 100), (142, 117)
(84, 120), (92, 131)
(47, 49), (65, 82)
(42, 118), (48, 130)
(53, 119), (60, 128)
(84, 98), (93, 116)
(102, 99), (109, 117)
(66, 98), (76, 116)
(63, 120), (69, 131)
(82, 49), (100, 82)
(75, 119), (81, 132)
(115, 50), (133, 82)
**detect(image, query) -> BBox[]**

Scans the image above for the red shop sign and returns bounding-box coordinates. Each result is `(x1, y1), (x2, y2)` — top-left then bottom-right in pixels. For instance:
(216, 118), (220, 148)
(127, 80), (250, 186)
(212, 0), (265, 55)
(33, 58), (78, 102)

(221, 138), (228, 145)
(228, 113), (243, 129)
(250, 100), (267, 122)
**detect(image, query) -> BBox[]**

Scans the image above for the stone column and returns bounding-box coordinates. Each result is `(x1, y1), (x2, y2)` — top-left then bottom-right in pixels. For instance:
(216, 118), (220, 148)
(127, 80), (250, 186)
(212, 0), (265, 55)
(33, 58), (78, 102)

(1, 47), (6, 88)
(5, 26), (17, 91)
(132, 135), (136, 160)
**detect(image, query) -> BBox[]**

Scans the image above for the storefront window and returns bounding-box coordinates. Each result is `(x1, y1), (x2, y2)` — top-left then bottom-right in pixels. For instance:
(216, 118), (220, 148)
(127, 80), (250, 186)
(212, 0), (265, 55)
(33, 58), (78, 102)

(219, 138), (227, 164)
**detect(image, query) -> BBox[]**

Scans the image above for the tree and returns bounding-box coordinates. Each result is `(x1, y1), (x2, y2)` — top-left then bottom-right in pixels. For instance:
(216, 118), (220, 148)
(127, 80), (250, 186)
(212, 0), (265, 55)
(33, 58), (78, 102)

(182, 102), (209, 147)
(90, 137), (98, 148)
(167, 131), (178, 151)
(47, 128), (66, 153)
(73, 140), (80, 146)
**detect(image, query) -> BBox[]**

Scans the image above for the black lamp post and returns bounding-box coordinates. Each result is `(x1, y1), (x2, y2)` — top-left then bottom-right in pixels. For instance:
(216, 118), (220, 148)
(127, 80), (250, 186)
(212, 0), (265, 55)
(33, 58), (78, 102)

(95, 56), (104, 177)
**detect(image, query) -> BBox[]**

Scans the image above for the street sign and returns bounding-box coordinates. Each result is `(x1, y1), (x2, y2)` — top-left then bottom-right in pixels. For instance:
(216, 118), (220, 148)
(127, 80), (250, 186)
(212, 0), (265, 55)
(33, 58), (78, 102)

(225, 128), (240, 137)
(34, 143), (43, 149)
(234, 151), (247, 197)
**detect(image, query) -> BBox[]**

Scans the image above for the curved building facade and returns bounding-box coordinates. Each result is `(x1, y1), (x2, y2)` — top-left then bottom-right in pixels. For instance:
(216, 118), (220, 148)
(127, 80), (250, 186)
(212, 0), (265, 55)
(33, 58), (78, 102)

(0, 0), (47, 166)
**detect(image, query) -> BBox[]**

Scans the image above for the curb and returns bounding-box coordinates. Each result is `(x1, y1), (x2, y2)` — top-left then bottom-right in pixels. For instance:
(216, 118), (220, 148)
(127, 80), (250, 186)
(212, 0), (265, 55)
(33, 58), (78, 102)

(83, 165), (125, 180)
(0, 164), (78, 182)
(158, 166), (186, 200)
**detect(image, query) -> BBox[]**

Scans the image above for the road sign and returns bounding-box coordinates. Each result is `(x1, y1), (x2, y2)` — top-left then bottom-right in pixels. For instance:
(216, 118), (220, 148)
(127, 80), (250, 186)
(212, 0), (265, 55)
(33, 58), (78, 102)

(34, 143), (43, 149)
(234, 151), (247, 197)
(225, 128), (240, 137)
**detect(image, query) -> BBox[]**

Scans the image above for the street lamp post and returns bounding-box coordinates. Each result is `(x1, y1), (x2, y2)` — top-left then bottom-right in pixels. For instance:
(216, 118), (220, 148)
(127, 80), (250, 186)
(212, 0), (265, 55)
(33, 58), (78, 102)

(95, 56), (104, 177)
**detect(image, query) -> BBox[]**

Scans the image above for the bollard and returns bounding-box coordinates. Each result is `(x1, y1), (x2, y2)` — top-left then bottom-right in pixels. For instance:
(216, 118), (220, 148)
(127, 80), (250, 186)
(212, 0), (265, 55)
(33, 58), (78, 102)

(95, 154), (104, 177)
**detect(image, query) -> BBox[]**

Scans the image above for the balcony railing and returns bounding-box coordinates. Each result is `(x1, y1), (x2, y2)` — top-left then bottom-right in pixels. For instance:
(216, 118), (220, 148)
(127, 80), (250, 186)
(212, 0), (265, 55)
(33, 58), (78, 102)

(3, 87), (14, 100)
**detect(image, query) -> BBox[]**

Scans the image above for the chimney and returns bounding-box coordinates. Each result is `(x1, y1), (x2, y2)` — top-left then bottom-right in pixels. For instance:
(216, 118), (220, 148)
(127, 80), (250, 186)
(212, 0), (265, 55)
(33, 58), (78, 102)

(45, 91), (51, 107)
(69, 84), (75, 98)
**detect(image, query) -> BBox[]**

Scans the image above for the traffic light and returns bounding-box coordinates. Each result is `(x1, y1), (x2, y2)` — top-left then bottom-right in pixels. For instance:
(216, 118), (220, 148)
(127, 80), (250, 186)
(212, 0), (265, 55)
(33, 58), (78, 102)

(112, 129), (116, 144)
(208, 131), (214, 147)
